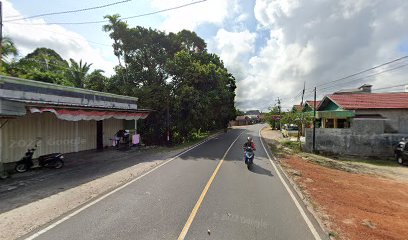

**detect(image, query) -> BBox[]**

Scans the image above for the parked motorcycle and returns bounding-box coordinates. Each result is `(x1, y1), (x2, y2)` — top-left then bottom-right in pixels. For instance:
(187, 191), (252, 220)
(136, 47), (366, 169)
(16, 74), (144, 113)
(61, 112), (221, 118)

(244, 146), (255, 169)
(394, 137), (408, 165)
(15, 143), (64, 173)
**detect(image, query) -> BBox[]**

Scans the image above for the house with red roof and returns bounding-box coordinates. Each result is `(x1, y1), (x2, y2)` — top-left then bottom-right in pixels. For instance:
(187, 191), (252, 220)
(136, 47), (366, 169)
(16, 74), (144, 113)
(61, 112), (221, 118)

(304, 84), (408, 156)
(303, 100), (321, 112)
(291, 104), (303, 112)
(317, 92), (408, 133)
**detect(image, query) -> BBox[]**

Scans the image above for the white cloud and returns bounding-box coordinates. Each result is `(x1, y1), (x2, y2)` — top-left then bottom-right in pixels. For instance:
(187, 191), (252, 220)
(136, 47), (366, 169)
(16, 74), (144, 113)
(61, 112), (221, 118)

(236, 0), (408, 111)
(5, 0), (408, 112)
(254, 0), (300, 27)
(210, 29), (256, 84)
(150, 0), (232, 33)
(2, 0), (116, 76)
(237, 13), (249, 23)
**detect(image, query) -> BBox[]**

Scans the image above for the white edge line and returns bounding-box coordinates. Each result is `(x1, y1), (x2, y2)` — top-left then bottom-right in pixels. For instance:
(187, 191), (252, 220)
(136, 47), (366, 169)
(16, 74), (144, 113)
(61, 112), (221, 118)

(24, 134), (220, 240)
(258, 128), (322, 240)
(222, 131), (245, 160)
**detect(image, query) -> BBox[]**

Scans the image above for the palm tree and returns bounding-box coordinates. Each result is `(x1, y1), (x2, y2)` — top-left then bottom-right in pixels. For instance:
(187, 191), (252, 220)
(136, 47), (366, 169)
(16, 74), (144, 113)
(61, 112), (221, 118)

(66, 59), (92, 88)
(1, 37), (18, 63)
(103, 14), (128, 67)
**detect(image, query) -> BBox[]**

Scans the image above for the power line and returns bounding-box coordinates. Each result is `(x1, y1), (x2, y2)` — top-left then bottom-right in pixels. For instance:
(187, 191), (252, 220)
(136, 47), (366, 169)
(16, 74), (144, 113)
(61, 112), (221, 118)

(318, 62), (408, 93)
(372, 83), (408, 91)
(281, 59), (408, 106)
(295, 60), (408, 100)
(3, 27), (111, 48)
(316, 55), (408, 88)
(281, 88), (303, 102)
(4, 0), (132, 22)
(5, 0), (208, 26)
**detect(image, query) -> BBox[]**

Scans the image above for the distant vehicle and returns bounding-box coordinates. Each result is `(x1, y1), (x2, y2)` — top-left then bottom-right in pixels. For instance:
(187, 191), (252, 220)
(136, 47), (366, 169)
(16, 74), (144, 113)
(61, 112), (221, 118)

(394, 138), (408, 165)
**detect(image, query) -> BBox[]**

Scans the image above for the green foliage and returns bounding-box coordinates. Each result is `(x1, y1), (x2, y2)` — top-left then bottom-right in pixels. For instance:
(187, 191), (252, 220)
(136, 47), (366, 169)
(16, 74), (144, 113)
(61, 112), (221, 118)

(281, 140), (301, 152)
(280, 111), (313, 126)
(235, 109), (245, 116)
(103, 15), (236, 144)
(265, 106), (281, 129)
(1, 37), (18, 63)
(4, 48), (70, 84)
(2, 47), (106, 90)
(2, 17), (237, 146)
(85, 70), (108, 92)
(66, 59), (92, 88)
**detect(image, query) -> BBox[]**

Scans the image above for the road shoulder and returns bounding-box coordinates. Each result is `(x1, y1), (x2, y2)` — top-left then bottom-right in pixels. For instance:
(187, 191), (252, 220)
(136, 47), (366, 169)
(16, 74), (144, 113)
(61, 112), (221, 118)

(260, 126), (329, 240)
(261, 126), (408, 240)
(0, 133), (220, 240)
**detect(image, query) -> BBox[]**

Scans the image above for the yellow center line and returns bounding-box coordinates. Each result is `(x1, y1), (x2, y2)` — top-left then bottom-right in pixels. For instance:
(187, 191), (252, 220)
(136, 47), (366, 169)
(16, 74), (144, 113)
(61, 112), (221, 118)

(177, 131), (244, 240)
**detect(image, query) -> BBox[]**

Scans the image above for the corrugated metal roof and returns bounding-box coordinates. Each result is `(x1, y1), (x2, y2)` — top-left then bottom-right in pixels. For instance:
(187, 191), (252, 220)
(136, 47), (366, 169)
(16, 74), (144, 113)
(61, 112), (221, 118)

(0, 75), (138, 101)
(4, 98), (152, 112)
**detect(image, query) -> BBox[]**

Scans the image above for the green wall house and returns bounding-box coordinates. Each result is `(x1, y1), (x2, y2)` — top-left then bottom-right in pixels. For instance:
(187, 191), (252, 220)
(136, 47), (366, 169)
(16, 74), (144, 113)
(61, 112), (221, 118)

(317, 92), (408, 132)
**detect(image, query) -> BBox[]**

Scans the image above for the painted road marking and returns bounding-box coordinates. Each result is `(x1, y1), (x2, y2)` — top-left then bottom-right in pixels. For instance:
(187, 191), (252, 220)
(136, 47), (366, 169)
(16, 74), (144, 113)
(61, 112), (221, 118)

(24, 134), (221, 240)
(258, 128), (322, 240)
(178, 131), (244, 240)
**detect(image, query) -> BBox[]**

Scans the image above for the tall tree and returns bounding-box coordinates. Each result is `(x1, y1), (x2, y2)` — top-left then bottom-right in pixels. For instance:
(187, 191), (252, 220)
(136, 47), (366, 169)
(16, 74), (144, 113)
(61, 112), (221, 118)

(12, 48), (69, 84)
(85, 69), (107, 92)
(66, 59), (92, 88)
(1, 37), (18, 63)
(103, 15), (237, 144)
(102, 14), (129, 67)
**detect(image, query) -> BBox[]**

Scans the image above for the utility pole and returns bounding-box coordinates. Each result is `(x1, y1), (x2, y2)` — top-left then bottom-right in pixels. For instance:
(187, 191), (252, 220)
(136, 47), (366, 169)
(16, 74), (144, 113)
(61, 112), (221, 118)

(0, 2), (3, 179)
(298, 82), (305, 142)
(0, 0), (4, 179)
(277, 97), (281, 130)
(300, 82), (305, 105)
(166, 96), (170, 146)
(312, 87), (317, 152)
(0, 1), (3, 71)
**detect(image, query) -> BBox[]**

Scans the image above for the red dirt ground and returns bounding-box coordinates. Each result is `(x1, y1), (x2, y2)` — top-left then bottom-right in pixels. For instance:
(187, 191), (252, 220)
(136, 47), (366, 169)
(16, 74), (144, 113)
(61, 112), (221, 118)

(281, 155), (408, 240)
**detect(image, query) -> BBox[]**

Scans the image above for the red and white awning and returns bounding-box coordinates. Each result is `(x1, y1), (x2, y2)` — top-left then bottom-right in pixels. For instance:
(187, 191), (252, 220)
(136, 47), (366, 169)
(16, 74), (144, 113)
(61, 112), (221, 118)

(29, 107), (149, 121)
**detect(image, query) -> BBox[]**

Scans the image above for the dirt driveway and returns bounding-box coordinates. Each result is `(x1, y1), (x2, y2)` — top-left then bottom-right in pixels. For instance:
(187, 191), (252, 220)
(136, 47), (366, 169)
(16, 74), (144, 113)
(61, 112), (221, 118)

(261, 127), (408, 240)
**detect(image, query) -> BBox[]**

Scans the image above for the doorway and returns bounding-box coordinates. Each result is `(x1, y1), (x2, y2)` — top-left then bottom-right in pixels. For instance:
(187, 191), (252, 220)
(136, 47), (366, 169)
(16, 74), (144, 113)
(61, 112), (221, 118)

(96, 120), (103, 150)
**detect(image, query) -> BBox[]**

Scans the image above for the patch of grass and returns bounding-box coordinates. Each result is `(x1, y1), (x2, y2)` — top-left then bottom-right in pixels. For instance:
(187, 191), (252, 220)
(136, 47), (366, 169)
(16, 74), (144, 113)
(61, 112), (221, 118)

(339, 157), (399, 167)
(329, 231), (338, 238)
(171, 130), (218, 150)
(268, 142), (279, 152)
(281, 140), (302, 153)
(301, 153), (360, 173)
(268, 143), (286, 158)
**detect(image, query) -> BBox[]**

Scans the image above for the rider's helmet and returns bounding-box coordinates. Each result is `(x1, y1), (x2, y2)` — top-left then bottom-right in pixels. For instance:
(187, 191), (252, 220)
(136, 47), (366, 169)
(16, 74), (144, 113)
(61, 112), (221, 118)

(247, 136), (252, 142)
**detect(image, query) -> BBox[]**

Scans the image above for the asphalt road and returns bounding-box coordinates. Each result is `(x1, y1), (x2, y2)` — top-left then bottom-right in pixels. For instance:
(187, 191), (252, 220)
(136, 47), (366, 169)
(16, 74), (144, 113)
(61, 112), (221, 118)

(25, 124), (327, 240)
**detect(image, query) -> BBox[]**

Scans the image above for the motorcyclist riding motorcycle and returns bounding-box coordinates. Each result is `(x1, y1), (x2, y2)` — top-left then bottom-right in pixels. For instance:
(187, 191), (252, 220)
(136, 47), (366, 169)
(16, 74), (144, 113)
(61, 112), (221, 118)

(243, 137), (256, 167)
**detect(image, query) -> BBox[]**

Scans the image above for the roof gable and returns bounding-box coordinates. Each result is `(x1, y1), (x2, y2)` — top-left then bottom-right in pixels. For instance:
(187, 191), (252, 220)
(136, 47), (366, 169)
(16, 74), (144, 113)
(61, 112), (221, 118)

(304, 100), (321, 111)
(317, 97), (343, 111)
(292, 104), (302, 112)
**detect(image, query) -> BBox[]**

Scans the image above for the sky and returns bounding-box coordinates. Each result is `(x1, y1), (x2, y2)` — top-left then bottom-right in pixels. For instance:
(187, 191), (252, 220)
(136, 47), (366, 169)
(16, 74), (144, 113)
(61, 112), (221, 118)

(3, 0), (408, 111)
